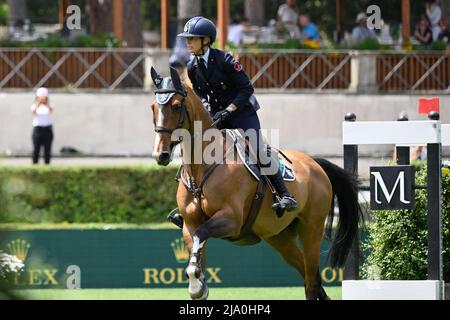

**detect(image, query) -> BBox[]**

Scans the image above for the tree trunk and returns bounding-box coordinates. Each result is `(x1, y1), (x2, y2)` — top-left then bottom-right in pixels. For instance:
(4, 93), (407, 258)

(122, 0), (143, 48)
(120, 0), (144, 88)
(171, 0), (201, 50)
(87, 0), (113, 36)
(178, 0), (202, 20)
(245, 0), (265, 26)
(7, 0), (27, 28)
(177, 0), (202, 35)
(441, 0), (450, 22)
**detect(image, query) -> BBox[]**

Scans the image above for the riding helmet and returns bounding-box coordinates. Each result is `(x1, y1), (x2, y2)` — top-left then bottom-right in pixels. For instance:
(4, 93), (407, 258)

(177, 16), (217, 44)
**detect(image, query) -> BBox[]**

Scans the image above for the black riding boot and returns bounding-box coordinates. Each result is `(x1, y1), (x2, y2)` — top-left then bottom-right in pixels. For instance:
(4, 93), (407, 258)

(267, 169), (297, 217)
(167, 208), (183, 229)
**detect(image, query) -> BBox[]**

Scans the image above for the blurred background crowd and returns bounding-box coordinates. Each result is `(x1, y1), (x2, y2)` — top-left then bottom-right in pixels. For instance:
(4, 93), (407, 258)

(1, 0), (449, 51)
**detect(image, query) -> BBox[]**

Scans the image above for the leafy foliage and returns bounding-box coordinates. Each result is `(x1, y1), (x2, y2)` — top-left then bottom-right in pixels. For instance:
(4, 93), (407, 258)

(349, 37), (382, 50)
(0, 33), (122, 48)
(430, 40), (449, 51)
(0, 165), (179, 224)
(0, 0), (7, 26)
(362, 168), (450, 282)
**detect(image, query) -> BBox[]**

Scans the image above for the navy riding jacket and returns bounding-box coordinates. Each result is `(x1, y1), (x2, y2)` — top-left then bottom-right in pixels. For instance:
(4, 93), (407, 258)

(187, 48), (260, 121)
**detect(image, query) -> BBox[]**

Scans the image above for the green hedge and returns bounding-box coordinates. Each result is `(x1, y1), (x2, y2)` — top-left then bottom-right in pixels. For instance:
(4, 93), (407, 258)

(0, 165), (178, 224)
(0, 34), (122, 48)
(362, 167), (449, 282)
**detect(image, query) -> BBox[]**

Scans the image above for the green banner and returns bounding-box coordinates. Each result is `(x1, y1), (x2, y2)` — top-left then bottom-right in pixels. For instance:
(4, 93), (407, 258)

(0, 230), (344, 288)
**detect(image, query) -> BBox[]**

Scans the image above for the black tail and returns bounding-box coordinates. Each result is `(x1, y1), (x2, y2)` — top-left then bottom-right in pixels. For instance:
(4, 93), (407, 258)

(314, 158), (364, 268)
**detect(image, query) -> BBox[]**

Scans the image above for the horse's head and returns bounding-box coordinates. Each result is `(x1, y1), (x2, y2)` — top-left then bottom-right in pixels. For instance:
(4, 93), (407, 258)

(151, 66), (188, 166)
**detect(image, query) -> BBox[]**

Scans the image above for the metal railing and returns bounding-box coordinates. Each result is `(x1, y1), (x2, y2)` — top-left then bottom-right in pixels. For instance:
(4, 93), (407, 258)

(0, 47), (449, 92)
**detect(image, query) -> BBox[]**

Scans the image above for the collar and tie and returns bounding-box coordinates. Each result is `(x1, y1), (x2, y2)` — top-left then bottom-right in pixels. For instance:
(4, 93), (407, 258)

(198, 56), (208, 76)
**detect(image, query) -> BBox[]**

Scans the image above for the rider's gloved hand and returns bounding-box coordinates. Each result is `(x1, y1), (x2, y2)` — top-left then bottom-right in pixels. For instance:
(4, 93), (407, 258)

(213, 109), (232, 123)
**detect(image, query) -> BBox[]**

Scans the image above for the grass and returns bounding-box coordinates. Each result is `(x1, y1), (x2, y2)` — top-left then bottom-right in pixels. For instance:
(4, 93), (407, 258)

(0, 222), (177, 230)
(11, 287), (342, 300)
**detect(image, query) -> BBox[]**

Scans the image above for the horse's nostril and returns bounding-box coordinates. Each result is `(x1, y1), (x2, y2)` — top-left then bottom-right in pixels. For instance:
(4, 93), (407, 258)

(159, 152), (170, 163)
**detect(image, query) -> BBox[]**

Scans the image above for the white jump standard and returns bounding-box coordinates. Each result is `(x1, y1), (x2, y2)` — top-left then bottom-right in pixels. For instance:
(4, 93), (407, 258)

(341, 111), (447, 300)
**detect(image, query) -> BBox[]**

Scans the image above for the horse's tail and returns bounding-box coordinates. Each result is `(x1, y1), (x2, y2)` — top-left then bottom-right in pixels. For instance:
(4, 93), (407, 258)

(314, 158), (364, 268)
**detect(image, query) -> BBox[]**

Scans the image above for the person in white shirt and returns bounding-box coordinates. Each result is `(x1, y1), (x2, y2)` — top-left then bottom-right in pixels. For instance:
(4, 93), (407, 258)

(352, 13), (376, 43)
(31, 87), (54, 164)
(276, 0), (301, 39)
(425, 0), (442, 40)
(228, 17), (251, 46)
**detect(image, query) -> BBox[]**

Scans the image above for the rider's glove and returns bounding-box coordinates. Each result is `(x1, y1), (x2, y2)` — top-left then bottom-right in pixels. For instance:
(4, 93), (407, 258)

(213, 109), (232, 123)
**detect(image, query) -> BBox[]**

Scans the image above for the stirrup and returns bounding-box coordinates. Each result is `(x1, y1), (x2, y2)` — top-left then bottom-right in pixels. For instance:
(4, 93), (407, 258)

(272, 195), (297, 217)
(167, 208), (184, 229)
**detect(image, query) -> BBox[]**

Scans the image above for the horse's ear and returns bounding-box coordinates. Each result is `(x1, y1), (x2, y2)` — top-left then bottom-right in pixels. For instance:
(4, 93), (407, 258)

(151, 66), (162, 88)
(170, 67), (184, 94)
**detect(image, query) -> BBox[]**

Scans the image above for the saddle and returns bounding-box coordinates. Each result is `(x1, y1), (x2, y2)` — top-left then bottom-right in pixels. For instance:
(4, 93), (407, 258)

(225, 129), (296, 183)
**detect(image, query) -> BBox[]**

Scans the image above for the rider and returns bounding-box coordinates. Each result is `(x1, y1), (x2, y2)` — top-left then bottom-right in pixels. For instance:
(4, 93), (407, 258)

(168, 16), (297, 227)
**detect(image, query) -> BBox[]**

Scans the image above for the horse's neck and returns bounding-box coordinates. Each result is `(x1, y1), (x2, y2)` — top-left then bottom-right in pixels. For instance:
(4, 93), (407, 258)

(181, 96), (215, 181)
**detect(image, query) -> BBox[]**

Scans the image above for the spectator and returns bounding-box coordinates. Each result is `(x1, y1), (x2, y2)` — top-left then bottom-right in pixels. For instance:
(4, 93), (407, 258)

(298, 14), (320, 41)
(414, 15), (433, 46)
(438, 18), (450, 45)
(276, 0), (301, 38)
(411, 146), (427, 161)
(228, 17), (251, 46)
(31, 87), (54, 165)
(352, 13), (376, 43)
(425, 0), (442, 40)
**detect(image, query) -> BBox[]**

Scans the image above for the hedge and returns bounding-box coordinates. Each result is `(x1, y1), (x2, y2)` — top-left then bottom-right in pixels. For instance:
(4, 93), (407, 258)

(0, 165), (178, 224)
(0, 34), (122, 48)
(362, 166), (449, 282)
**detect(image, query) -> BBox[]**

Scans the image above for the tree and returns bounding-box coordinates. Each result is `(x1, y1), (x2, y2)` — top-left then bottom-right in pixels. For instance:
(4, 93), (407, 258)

(86, 0), (113, 36)
(122, 0), (143, 48)
(245, 0), (265, 26)
(178, 0), (202, 21)
(7, 0), (27, 28)
(441, 0), (450, 23)
(172, 0), (201, 48)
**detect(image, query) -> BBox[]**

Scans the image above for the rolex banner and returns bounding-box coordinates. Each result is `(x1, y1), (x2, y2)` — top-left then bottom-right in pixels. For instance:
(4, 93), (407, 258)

(0, 230), (343, 288)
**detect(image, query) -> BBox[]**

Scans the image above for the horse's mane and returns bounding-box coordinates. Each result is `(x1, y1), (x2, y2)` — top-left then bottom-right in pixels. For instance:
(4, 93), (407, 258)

(183, 81), (211, 121)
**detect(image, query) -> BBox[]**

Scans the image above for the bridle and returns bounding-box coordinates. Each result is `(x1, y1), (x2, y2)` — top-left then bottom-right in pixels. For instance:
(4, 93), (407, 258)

(153, 87), (191, 135)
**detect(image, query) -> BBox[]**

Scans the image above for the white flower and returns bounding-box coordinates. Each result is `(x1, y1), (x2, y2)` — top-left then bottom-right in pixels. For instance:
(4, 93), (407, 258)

(0, 251), (25, 279)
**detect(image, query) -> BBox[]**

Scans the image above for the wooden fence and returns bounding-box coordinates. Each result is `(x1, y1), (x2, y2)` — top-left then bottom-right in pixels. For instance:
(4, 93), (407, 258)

(0, 48), (449, 92)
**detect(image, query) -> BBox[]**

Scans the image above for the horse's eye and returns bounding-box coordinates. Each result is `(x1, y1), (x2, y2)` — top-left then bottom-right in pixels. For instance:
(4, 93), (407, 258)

(172, 104), (181, 111)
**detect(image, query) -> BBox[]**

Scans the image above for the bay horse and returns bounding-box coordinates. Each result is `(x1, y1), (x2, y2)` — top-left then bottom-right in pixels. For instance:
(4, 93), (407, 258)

(150, 67), (362, 300)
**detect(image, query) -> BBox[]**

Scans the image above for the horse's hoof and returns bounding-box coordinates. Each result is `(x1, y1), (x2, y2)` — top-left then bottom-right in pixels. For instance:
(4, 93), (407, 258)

(189, 281), (208, 300)
(192, 285), (209, 301)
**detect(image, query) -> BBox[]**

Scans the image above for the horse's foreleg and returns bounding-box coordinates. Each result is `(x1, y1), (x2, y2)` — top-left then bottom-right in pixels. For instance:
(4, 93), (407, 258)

(185, 208), (241, 300)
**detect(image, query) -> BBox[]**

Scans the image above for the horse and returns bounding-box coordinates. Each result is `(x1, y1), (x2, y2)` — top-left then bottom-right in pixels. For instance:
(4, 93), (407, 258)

(150, 66), (363, 300)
